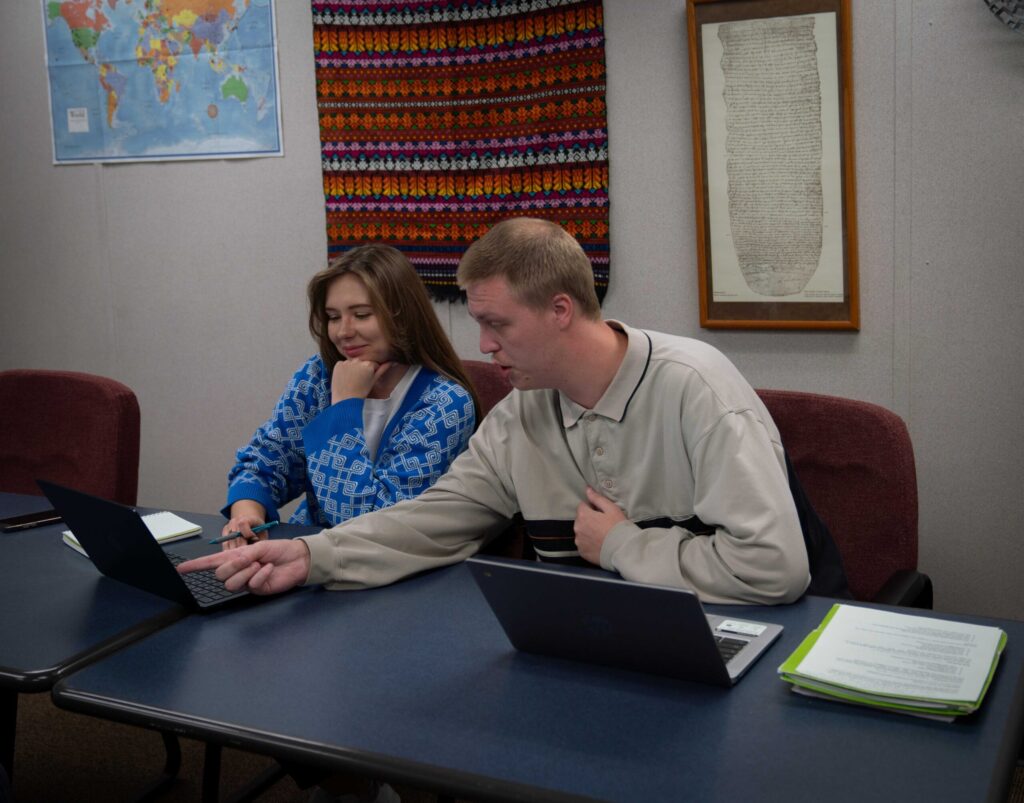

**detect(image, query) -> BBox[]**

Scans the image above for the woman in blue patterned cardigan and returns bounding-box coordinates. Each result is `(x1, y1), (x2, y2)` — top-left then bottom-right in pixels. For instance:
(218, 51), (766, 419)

(220, 244), (480, 545)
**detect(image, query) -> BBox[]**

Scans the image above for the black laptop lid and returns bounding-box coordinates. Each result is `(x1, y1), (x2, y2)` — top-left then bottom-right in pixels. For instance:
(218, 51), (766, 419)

(468, 556), (735, 685)
(39, 480), (197, 608)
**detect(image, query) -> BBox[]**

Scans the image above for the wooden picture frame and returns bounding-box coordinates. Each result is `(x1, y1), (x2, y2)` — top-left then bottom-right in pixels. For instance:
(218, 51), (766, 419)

(686, 0), (859, 329)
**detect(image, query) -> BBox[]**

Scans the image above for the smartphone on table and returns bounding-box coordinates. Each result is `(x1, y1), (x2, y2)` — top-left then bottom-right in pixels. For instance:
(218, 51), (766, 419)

(1, 508), (63, 532)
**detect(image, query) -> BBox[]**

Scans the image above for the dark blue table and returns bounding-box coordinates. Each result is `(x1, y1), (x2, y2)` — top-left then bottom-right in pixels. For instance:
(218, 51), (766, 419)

(0, 491), (190, 781)
(51, 559), (1024, 803)
(0, 491), (311, 790)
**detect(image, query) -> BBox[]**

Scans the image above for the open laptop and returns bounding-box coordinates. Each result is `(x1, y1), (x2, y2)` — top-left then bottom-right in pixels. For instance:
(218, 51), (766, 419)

(467, 555), (783, 686)
(38, 480), (249, 612)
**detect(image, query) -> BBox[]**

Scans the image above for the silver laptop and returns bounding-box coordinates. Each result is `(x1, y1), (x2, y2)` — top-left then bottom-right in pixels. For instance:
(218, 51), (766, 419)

(467, 555), (783, 686)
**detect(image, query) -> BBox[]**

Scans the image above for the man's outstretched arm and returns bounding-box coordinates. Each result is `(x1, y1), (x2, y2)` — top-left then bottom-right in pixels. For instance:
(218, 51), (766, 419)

(177, 539), (311, 595)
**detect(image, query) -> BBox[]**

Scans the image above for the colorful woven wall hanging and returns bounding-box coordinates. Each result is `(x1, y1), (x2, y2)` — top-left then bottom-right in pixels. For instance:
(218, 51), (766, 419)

(312, 0), (610, 302)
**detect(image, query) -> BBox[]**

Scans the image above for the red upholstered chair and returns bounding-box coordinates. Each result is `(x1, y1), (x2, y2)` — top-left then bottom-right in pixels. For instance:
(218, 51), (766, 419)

(757, 389), (932, 608)
(0, 371), (186, 796)
(462, 359), (531, 562)
(462, 358), (513, 419)
(0, 369), (141, 506)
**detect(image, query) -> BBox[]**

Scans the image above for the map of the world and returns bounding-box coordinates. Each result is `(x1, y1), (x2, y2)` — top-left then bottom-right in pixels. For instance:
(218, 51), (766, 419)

(43, 0), (282, 163)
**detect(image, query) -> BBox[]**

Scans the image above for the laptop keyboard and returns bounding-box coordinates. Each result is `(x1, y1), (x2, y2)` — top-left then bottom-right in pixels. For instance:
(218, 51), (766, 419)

(167, 552), (238, 604)
(715, 635), (748, 663)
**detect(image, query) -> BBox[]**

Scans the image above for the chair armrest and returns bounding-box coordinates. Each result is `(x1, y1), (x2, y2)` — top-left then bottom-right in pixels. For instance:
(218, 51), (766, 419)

(873, 570), (933, 609)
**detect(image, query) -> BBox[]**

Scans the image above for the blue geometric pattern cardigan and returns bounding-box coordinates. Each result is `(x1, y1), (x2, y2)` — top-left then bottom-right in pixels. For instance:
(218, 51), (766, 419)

(224, 355), (475, 527)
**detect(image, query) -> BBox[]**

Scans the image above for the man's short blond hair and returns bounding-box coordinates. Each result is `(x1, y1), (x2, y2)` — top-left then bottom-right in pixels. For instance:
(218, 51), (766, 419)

(456, 218), (601, 319)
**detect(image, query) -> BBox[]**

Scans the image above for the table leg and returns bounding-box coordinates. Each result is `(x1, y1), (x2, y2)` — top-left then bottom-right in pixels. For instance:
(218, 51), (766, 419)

(202, 742), (222, 803)
(203, 741), (288, 803)
(132, 731), (182, 802)
(0, 690), (15, 783)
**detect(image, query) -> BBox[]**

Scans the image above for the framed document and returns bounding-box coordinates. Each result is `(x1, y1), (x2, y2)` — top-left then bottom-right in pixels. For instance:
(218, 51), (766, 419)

(687, 0), (858, 329)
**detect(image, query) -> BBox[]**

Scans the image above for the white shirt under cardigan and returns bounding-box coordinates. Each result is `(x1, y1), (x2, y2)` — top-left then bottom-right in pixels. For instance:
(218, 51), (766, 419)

(302, 321), (810, 605)
(362, 366), (421, 461)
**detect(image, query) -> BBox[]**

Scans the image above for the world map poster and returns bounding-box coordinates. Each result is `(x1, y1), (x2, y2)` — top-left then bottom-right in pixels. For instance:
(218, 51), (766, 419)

(42, 0), (283, 163)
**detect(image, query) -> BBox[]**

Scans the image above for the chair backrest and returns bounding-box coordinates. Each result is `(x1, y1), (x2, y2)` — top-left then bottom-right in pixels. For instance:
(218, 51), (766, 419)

(756, 389), (919, 601)
(461, 359), (527, 558)
(463, 359), (513, 419)
(0, 369), (141, 506)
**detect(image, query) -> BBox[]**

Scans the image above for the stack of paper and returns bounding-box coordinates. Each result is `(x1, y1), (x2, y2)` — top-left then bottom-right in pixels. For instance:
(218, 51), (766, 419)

(63, 511), (202, 556)
(778, 604), (1007, 720)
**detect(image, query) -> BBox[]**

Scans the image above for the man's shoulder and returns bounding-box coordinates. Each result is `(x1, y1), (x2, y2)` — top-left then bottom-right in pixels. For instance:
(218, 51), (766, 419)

(631, 327), (761, 412)
(639, 328), (733, 373)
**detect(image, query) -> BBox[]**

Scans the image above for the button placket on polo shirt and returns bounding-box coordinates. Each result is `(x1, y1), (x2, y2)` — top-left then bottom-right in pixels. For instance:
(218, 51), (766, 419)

(583, 412), (616, 496)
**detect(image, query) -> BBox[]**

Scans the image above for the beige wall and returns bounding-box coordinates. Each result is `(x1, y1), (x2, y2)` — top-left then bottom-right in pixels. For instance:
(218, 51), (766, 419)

(1, 2), (1021, 619)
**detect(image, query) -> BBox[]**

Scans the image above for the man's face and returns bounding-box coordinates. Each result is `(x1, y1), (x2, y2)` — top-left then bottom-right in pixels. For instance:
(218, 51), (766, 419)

(466, 276), (559, 390)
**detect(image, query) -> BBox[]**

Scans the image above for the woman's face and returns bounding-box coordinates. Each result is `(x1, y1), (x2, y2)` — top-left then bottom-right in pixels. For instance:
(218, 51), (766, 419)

(325, 274), (394, 364)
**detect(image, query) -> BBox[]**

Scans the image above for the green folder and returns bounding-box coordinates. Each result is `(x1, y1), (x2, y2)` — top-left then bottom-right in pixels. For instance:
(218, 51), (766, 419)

(778, 603), (1007, 719)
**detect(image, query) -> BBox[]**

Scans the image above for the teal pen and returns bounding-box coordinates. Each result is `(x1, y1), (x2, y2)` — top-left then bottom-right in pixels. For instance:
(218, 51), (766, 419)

(208, 520), (280, 545)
